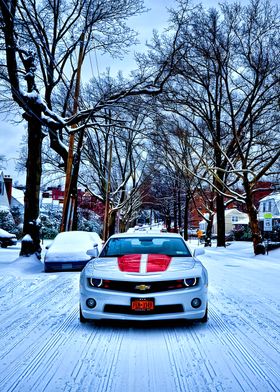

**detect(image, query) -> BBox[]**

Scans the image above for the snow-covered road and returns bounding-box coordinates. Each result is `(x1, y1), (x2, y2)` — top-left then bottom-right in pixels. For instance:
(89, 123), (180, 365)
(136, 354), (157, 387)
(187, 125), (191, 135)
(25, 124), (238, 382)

(0, 242), (279, 392)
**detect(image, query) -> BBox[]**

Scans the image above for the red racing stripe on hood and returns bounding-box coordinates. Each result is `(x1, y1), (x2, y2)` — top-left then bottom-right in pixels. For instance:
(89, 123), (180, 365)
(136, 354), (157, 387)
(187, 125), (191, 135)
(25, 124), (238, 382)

(118, 254), (141, 272)
(146, 254), (172, 272)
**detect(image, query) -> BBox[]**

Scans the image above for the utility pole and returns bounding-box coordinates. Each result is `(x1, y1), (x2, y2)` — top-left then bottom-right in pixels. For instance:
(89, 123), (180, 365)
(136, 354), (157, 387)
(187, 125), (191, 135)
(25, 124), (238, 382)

(61, 32), (85, 232)
(103, 140), (113, 241)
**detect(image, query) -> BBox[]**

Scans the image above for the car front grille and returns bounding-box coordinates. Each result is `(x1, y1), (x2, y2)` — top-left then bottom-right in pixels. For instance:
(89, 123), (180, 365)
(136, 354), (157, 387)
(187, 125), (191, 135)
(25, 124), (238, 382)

(104, 304), (184, 315)
(98, 279), (197, 293)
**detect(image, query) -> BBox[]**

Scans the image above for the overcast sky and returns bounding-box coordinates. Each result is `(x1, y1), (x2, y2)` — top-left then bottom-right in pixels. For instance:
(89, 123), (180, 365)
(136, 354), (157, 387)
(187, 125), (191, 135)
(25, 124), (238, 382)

(0, 0), (219, 184)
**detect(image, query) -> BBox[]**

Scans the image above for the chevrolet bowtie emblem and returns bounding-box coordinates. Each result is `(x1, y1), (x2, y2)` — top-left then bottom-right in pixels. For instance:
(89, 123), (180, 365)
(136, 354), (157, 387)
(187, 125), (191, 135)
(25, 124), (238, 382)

(135, 284), (151, 291)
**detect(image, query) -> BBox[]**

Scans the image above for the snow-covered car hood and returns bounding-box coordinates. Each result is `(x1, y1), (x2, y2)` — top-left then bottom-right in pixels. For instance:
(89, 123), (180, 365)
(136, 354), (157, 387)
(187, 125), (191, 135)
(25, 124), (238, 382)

(83, 254), (201, 280)
(0, 228), (16, 239)
(43, 231), (103, 263)
(45, 249), (91, 263)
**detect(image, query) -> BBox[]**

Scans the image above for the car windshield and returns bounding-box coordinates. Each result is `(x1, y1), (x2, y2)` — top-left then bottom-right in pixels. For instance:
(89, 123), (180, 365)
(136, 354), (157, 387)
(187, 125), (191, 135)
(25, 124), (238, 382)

(100, 237), (192, 257)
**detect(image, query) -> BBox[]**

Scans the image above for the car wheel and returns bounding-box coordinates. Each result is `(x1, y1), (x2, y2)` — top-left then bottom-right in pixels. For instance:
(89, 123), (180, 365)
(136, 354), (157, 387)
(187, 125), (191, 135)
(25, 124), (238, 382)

(1, 244), (7, 248)
(79, 305), (87, 323)
(200, 306), (208, 323)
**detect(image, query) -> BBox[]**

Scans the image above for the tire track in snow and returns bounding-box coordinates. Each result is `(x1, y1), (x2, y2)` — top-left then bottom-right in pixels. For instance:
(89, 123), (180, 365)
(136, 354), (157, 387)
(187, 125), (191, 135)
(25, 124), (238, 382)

(209, 305), (280, 391)
(82, 327), (124, 392)
(35, 323), (126, 392)
(0, 273), (76, 317)
(163, 323), (231, 392)
(0, 306), (79, 392)
(0, 276), (78, 357)
(68, 324), (125, 392)
(208, 282), (280, 355)
(110, 327), (175, 392)
(0, 288), (78, 361)
(0, 275), (62, 323)
(235, 309), (280, 355)
(22, 308), (80, 392)
(0, 276), (18, 300)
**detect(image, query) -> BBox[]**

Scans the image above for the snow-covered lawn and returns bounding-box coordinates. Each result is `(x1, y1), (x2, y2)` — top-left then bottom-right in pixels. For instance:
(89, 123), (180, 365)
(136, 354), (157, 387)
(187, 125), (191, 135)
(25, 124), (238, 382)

(0, 241), (279, 392)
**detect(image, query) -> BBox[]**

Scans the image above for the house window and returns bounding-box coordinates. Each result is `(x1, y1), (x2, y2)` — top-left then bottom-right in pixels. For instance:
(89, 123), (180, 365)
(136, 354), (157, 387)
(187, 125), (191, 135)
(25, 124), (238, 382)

(0, 181), (4, 195)
(231, 216), (238, 223)
(263, 203), (266, 212)
(268, 201), (272, 212)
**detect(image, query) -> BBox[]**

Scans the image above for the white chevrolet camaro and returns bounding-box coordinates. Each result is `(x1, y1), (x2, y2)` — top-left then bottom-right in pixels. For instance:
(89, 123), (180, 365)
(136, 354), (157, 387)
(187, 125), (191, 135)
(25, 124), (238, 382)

(79, 232), (208, 323)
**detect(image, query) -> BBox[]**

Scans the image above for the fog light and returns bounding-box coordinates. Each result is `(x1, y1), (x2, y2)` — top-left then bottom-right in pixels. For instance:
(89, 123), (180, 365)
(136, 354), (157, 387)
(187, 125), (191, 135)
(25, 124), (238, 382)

(191, 298), (201, 308)
(86, 298), (96, 308)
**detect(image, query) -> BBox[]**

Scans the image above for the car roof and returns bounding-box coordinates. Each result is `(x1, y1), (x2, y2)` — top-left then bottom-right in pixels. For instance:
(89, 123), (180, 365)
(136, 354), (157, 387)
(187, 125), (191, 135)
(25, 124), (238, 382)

(53, 230), (102, 245)
(108, 232), (183, 239)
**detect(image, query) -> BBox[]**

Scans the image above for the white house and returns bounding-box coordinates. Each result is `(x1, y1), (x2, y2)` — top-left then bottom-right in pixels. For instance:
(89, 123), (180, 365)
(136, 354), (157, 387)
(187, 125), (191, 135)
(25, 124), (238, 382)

(0, 172), (10, 212)
(258, 192), (280, 220)
(199, 208), (249, 234)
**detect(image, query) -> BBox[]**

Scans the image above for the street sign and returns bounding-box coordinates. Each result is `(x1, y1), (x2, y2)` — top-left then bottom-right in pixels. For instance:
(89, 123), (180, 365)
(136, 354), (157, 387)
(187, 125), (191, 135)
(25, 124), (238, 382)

(263, 213), (273, 231)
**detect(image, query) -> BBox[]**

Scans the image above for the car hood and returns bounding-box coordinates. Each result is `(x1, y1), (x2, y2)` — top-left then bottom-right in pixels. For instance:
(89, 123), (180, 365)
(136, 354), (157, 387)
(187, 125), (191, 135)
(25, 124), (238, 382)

(83, 254), (200, 280)
(45, 249), (91, 263)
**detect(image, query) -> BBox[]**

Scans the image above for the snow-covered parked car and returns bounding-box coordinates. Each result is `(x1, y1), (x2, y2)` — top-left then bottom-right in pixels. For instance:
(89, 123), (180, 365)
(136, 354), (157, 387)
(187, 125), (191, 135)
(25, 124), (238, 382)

(80, 232), (208, 323)
(44, 231), (103, 272)
(0, 228), (17, 248)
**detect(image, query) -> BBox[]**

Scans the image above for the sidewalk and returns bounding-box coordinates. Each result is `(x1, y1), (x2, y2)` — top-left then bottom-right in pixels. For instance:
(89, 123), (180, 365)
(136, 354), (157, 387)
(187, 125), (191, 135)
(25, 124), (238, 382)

(0, 244), (21, 264)
(0, 240), (52, 264)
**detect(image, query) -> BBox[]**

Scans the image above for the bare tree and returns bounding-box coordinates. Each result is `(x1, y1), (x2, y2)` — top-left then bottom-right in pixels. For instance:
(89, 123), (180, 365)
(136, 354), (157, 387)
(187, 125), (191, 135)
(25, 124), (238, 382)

(80, 90), (152, 238)
(0, 0), (176, 254)
(150, 0), (280, 253)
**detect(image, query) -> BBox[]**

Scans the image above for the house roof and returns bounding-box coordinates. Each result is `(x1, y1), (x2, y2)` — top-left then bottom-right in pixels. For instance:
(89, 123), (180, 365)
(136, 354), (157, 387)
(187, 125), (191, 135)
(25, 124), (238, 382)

(11, 187), (25, 206)
(199, 208), (248, 224)
(224, 208), (246, 216)
(259, 192), (280, 203)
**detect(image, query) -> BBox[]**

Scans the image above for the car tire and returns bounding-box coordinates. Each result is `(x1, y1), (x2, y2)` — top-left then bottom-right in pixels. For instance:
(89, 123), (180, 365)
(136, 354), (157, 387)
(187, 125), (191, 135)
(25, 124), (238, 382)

(200, 306), (208, 323)
(1, 244), (7, 248)
(44, 265), (50, 273)
(79, 306), (87, 323)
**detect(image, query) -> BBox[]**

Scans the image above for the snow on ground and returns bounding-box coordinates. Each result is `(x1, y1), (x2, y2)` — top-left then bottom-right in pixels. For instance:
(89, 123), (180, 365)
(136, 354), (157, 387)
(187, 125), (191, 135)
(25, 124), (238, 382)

(0, 241), (279, 392)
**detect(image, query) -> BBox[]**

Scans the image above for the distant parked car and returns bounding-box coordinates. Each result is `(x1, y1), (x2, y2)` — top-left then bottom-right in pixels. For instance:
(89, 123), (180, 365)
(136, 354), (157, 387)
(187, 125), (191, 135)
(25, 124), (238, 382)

(44, 231), (103, 272)
(188, 228), (198, 236)
(80, 232), (208, 323)
(0, 228), (17, 248)
(225, 231), (235, 241)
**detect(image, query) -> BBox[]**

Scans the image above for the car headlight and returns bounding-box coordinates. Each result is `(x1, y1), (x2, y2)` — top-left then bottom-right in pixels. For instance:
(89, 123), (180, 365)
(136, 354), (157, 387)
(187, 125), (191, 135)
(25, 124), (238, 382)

(184, 278), (198, 287)
(88, 278), (103, 287)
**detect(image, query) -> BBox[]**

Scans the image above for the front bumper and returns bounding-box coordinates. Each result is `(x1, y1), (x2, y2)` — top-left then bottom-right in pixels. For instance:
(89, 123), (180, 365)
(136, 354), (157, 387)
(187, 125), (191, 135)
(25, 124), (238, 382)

(0, 238), (17, 247)
(44, 261), (88, 272)
(80, 283), (208, 321)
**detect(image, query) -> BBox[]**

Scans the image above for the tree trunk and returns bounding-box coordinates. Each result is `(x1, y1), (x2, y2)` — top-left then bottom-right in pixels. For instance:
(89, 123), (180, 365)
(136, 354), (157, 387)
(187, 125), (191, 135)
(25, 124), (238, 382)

(108, 210), (117, 237)
(205, 213), (214, 247)
(166, 212), (171, 232)
(183, 195), (190, 241)
(216, 193), (226, 247)
(119, 218), (126, 233)
(173, 186), (178, 230)
(244, 180), (263, 255)
(178, 187), (182, 231)
(20, 112), (43, 257)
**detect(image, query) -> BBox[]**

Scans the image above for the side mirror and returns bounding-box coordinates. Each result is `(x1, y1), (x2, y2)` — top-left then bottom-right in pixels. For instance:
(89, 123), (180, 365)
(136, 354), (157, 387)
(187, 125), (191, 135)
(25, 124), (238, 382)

(45, 243), (52, 250)
(86, 243), (99, 258)
(193, 248), (205, 257)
